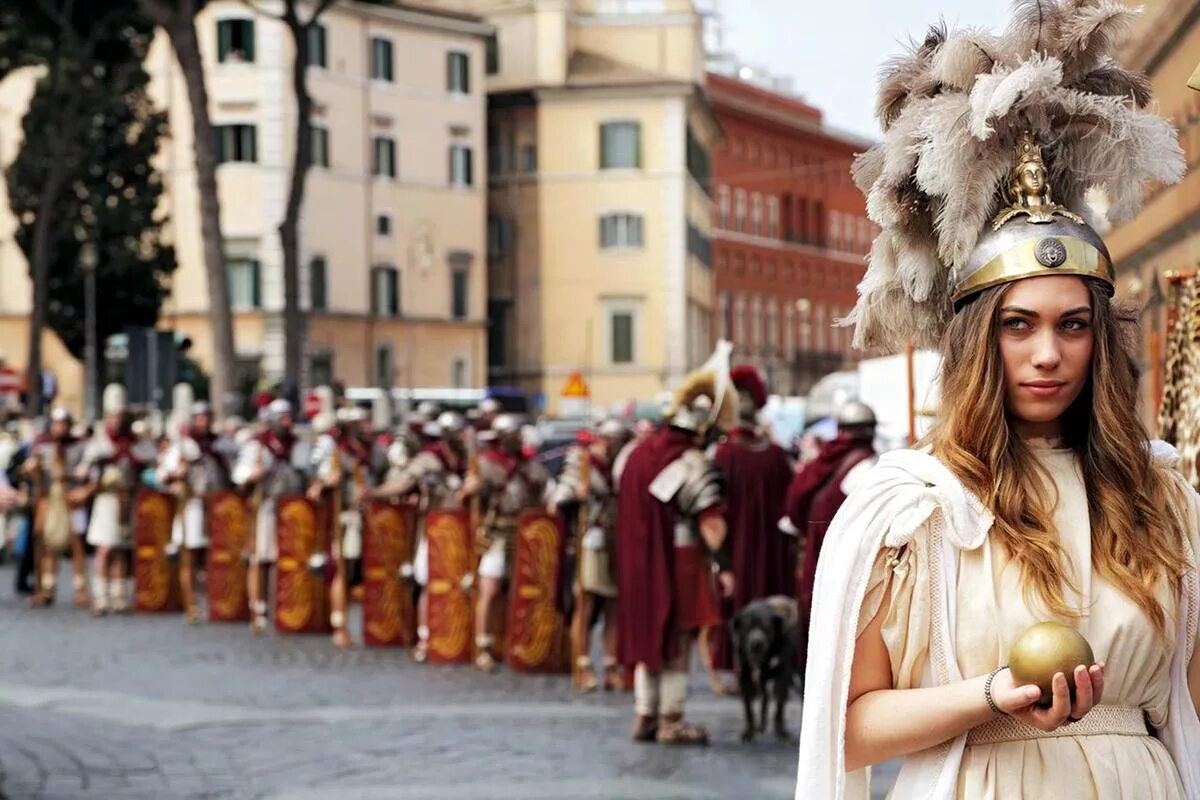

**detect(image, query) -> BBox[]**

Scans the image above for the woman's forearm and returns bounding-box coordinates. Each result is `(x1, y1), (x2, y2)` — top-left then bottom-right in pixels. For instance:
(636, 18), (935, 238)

(845, 673), (995, 771)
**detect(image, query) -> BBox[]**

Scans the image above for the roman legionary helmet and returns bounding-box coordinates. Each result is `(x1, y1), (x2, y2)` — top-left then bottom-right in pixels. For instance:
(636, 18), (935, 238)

(666, 340), (738, 435)
(846, 1), (1184, 353)
(731, 364), (768, 426)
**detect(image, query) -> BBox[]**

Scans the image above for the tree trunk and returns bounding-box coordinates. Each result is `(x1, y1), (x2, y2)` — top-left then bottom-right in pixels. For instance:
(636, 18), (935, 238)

(161, 10), (238, 418)
(25, 159), (69, 419)
(279, 4), (317, 393)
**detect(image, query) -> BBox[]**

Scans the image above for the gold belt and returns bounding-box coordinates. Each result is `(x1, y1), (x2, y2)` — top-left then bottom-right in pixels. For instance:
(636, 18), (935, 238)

(966, 705), (1148, 746)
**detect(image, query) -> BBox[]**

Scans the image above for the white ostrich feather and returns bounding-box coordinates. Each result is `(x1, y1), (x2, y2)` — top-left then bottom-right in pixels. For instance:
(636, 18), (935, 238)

(969, 55), (1064, 140)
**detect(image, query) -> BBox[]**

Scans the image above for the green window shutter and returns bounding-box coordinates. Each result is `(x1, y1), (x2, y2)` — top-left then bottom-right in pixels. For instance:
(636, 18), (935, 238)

(243, 20), (255, 62)
(251, 260), (261, 308)
(218, 20), (232, 62)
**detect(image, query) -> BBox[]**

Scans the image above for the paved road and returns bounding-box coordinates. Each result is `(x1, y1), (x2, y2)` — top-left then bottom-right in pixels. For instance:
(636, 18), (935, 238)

(0, 562), (898, 799)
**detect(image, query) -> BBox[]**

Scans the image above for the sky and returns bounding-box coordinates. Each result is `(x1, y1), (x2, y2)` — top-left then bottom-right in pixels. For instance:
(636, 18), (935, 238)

(716, 0), (1012, 140)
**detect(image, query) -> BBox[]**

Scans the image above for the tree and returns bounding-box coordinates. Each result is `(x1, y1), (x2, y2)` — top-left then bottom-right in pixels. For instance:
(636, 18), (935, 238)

(0, 0), (137, 417)
(138, 0), (238, 418)
(6, 4), (175, 395)
(244, 0), (338, 398)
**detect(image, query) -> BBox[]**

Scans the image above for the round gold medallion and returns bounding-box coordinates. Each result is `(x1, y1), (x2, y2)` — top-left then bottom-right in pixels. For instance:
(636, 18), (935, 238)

(1035, 238), (1068, 268)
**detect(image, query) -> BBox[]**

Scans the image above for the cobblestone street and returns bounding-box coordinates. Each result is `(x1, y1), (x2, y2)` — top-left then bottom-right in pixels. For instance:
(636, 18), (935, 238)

(0, 563), (899, 799)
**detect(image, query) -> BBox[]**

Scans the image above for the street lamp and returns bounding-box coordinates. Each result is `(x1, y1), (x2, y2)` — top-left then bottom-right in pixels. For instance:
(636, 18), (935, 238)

(81, 241), (98, 423)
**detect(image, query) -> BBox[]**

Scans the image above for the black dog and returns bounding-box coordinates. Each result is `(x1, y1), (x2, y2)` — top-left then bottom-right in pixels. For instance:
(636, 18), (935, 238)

(731, 595), (799, 743)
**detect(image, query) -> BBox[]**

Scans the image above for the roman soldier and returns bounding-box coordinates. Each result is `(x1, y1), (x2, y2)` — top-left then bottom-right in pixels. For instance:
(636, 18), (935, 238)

(158, 401), (232, 623)
(784, 399), (877, 675)
(550, 418), (632, 692)
(370, 410), (466, 661)
(23, 407), (87, 608)
(706, 365), (794, 683)
(616, 342), (734, 745)
(232, 398), (309, 633)
(461, 413), (550, 672)
(309, 404), (376, 648)
(80, 384), (156, 615)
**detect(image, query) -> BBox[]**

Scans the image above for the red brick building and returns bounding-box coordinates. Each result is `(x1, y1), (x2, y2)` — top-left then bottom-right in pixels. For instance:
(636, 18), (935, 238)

(707, 71), (874, 396)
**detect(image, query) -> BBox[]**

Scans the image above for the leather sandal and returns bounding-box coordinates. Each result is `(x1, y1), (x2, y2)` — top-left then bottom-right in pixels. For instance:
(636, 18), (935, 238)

(656, 719), (709, 746)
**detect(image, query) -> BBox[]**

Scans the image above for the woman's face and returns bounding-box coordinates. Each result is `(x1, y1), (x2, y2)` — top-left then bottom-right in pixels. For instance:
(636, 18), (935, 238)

(997, 275), (1095, 437)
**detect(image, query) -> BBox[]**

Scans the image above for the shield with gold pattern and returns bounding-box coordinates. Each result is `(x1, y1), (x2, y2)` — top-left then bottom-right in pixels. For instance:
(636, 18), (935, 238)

(275, 495), (332, 634)
(206, 490), (251, 622)
(362, 500), (416, 647)
(425, 508), (473, 663)
(133, 489), (182, 613)
(505, 510), (569, 673)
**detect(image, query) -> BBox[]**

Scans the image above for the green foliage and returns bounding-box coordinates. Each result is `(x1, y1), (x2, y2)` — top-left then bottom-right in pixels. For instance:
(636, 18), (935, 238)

(5, 1), (175, 360)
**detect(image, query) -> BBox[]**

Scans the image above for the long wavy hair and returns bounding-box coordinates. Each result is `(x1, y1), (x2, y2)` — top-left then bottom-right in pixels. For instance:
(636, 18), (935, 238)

(930, 279), (1189, 636)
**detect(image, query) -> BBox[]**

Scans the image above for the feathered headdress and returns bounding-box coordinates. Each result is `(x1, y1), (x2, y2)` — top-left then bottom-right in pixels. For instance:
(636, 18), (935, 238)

(667, 340), (738, 434)
(847, 0), (1185, 352)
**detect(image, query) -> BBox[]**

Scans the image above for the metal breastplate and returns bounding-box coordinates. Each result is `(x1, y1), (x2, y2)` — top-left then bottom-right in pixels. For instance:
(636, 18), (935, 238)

(264, 461), (305, 498)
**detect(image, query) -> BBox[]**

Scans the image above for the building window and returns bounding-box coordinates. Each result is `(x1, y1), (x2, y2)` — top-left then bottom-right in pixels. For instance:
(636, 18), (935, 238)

(521, 143), (537, 172)
(734, 296), (746, 344)
(311, 125), (329, 168)
(687, 223), (711, 268)
(784, 305), (796, 359)
(309, 256), (327, 311)
(610, 310), (635, 364)
(719, 291), (732, 341)
(447, 51), (470, 94)
(488, 216), (510, 259)
(488, 126), (502, 176)
(217, 19), (255, 63)
(600, 121), (641, 169)
(767, 300), (779, 352)
(814, 304), (826, 351)
(734, 189), (747, 232)
(214, 124), (257, 164)
(371, 37), (393, 81)
(306, 23), (327, 68)
(485, 36), (499, 75)
(717, 185), (730, 228)
(751, 297), (763, 353)
(451, 358), (468, 388)
(767, 197), (780, 239)
(309, 352), (333, 388)
(599, 213), (644, 250)
(450, 260), (469, 320)
(449, 144), (473, 186)
(371, 265), (399, 318)
(375, 214), (391, 236)
(487, 300), (509, 367)
(227, 258), (261, 310)
(686, 125), (711, 196)
(375, 343), (393, 388)
(751, 193), (763, 236)
(372, 136), (396, 178)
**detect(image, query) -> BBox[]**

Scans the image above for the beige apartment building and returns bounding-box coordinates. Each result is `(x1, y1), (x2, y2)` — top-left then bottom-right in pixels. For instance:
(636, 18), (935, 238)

(418, 0), (718, 414)
(0, 0), (492, 413)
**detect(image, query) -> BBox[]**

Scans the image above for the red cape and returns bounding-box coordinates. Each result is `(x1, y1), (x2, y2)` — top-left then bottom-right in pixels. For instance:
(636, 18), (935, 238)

(709, 428), (795, 669)
(616, 427), (695, 671)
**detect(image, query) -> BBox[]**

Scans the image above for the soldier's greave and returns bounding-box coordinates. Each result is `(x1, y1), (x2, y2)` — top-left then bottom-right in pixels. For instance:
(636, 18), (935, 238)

(633, 664), (660, 717)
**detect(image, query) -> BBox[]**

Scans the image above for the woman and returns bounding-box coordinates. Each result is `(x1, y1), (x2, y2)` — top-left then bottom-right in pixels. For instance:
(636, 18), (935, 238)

(796, 6), (1200, 799)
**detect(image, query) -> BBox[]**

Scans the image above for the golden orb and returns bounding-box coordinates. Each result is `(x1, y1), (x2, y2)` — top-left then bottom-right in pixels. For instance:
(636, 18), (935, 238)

(1008, 622), (1095, 707)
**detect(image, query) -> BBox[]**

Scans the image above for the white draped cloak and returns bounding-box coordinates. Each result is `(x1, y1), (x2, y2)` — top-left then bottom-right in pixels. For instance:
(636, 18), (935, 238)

(794, 443), (1200, 800)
